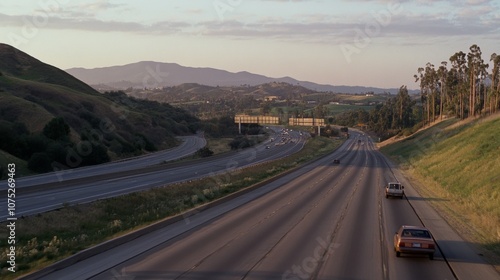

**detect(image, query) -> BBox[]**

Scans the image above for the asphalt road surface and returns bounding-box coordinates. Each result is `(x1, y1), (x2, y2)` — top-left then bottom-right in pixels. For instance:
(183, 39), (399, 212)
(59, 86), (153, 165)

(32, 133), (498, 280)
(3, 135), (207, 189)
(0, 128), (307, 220)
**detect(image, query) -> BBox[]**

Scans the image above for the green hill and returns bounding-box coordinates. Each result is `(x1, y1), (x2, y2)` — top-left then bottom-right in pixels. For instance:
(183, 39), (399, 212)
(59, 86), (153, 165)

(0, 44), (96, 94)
(0, 44), (200, 178)
(381, 115), (500, 259)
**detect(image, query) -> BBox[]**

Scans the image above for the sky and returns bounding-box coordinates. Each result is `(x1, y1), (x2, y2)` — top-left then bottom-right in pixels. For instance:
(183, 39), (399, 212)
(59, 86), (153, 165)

(0, 0), (499, 89)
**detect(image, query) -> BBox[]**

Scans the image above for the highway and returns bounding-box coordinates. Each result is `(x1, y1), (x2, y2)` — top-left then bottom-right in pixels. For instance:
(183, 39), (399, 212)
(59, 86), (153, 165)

(31, 133), (499, 280)
(2, 135), (207, 189)
(0, 128), (307, 220)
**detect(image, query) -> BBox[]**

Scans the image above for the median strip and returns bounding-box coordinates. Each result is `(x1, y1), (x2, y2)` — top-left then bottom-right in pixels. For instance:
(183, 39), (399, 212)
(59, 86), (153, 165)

(0, 137), (342, 280)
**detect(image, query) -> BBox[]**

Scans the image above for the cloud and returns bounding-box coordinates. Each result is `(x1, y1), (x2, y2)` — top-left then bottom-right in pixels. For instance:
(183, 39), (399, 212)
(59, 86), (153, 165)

(32, 0), (129, 20)
(0, 12), (190, 35)
(1, 0), (497, 44)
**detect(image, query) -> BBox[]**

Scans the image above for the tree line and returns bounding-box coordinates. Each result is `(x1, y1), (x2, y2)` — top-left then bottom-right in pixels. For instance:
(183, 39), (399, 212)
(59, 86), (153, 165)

(331, 86), (419, 140)
(415, 44), (500, 124)
(332, 44), (499, 140)
(0, 117), (110, 173)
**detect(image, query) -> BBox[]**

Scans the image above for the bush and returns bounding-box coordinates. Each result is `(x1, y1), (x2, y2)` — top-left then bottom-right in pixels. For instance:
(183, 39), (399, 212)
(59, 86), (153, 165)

(24, 134), (49, 157)
(43, 117), (70, 141)
(134, 134), (157, 152)
(196, 147), (214, 158)
(229, 136), (256, 150)
(28, 152), (53, 173)
(81, 144), (110, 166)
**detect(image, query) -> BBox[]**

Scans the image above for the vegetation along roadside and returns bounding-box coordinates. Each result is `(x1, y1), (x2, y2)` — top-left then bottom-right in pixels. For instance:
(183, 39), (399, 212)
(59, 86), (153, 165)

(0, 136), (342, 279)
(380, 114), (500, 271)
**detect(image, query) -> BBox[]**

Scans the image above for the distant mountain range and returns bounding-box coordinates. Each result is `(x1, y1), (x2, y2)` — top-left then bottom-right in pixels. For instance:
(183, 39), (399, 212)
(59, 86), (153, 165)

(66, 61), (417, 95)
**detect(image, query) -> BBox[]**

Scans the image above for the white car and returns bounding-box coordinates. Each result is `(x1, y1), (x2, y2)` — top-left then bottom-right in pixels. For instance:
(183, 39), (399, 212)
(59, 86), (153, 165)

(386, 182), (404, 199)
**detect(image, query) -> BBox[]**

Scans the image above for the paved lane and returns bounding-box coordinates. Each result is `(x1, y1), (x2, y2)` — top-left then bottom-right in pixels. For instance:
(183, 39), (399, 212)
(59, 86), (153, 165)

(30, 134), (498, 280)
(0, 129), (306, 220)
(1, 135), (207, 189)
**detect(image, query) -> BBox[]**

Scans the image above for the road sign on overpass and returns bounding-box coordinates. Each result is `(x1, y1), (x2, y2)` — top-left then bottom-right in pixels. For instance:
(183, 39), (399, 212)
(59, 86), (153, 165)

(289, 118), (325, 126)
(234, 115), (280, 124)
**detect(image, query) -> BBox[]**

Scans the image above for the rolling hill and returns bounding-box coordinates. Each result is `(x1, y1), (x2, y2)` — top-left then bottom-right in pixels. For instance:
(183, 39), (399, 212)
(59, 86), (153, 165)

(66, 61), (415, 94)
(128, 82), (317, 104)
(0, 43), (200, 177)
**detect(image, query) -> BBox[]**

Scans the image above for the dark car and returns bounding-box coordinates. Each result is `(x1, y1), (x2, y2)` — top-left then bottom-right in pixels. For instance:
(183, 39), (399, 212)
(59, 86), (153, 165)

(333, 159), (340, 164)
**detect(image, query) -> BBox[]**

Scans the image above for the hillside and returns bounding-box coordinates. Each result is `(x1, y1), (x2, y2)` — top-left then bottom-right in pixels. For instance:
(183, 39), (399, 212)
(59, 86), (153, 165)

(0, 44), (200, 177)
(0, 44), (96, 94)
(66, 61), (415, 94)
(380, 115), (500, 261)
(128, 82), (316, 103)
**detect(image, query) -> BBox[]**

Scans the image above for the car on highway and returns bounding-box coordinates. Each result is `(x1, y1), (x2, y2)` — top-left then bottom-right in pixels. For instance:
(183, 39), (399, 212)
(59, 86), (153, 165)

(385, 182), (404, 199)
(394, 225), (435, 260)
(333, 159), (340, 164)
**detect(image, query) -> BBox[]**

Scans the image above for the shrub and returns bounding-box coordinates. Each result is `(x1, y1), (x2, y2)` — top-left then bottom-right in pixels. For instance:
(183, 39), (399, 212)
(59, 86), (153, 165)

(43, 117), (70, 141)
(229, 136), (255, 150)
(196, 147), (214, 158)
(81, 144), (110, 166)
(28, 152), (53, 173)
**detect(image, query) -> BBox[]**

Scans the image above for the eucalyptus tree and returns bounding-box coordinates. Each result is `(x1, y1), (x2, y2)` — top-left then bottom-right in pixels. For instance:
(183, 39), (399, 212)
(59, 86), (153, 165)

(479, 60), (489, 113)
(379, 99), (394, 133)
(424, 62), (438, 122)
(445, 67), (460, 117)
(437, 61), (448, 120)
(415, 63), (440, 124)
(395, 86), (414, 129)
(467, 44), (488, 116)
(414, 67), (427, 125)
(313, 103), (328, 119)
(490, 53), (500, 112)
(449, 51), (468, 119)
(260, 102), (271, 115)
(276, 107), (285, 121)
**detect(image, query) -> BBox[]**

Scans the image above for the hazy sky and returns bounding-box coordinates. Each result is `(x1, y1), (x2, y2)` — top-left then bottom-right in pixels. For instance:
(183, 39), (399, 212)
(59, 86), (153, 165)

(0, 0), (498, 89)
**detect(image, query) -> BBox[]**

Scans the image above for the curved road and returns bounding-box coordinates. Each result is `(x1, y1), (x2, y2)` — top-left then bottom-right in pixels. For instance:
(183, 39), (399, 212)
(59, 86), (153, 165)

(32, 133), (499, 280)
(2, 135), (207, 189)
(1, 129), (307, 220)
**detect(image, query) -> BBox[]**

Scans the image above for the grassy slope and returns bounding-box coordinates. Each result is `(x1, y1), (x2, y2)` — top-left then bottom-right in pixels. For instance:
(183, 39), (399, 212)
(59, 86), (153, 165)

(0, 43), (97, 95)
(381, 115), (500, 261)
(1, 44), (198, 169)
(0, 91), (54, 133)
(0, 150), (33, 178)
(1, 70), (196, 177)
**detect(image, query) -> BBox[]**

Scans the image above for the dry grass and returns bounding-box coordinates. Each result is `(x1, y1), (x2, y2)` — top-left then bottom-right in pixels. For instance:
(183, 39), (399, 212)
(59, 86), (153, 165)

(0, 93), (53, 133)
(405, 169), (500, 271)
(0, 136), (341, 279)
(0, 151), (33, 179)
(381, 115), (500, 269)
(205, 138), (234, 155)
